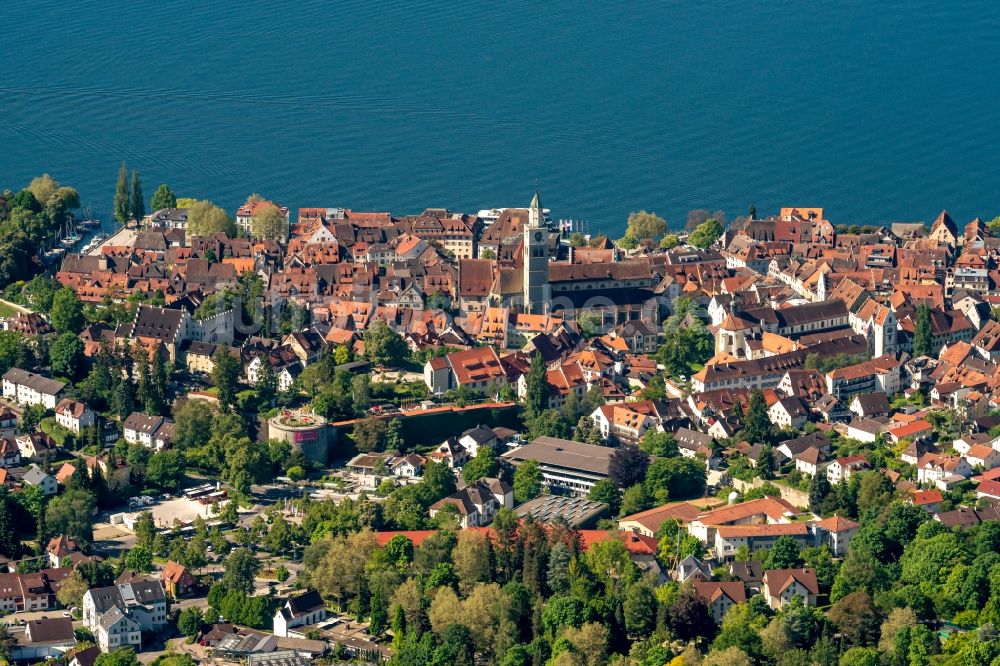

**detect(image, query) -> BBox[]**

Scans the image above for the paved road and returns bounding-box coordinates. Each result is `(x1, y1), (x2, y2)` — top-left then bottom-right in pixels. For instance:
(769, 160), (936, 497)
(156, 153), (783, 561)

(0, 609), (76, 626)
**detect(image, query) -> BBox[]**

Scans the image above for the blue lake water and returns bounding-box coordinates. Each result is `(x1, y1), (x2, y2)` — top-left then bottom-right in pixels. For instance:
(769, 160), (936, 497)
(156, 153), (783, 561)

(3, 0), (1000, 235)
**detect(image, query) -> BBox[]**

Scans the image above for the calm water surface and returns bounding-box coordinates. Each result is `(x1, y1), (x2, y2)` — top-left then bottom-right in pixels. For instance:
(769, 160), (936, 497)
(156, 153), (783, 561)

(3, 0), (1000, 234)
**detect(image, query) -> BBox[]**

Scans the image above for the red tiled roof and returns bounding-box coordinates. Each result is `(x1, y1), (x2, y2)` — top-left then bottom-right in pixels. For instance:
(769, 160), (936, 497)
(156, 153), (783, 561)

(912, 489), (943, 505)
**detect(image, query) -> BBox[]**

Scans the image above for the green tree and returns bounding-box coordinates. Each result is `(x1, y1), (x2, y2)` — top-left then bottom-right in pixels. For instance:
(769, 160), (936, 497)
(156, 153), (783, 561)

(542, 596), (588, 636)
(113, 162), (130, 225)
(211, 346), (241, 412)
(588, 478), (622, 515)
(353, 415), (387, 452)
(55, 569), (90, 608)
(45, 488), (96, 544)
(524, 352), (549, 419)
(619, 483), (652, 516)
(913, 304), (932, 357)
(222, 547), (261, 596)
(134, 511), (155, 550)
(146, 450), (185, 491)
(95, 647), (140, 666)
(689, 218), (725, 248)
(743, 389), (772, 444)
(250, 203), (287, 240)
(172, 400), (213, 450)
(513, 459), (543, 504)
(623, 583), (656, 638)
(838, 647), (880, 666)
(255, 360), (277, 406)
(351, 374), (371, 413)
(150, 183), (177, 210)
(0, 490), (21, 558)
(639, 430), (678, 457)
(28, 173), (60, 203)
(574, 415), (604, 445)
(363, 322), (407, 368)
(809, 470), (831, 513)
(23, 274), (57, 312)
(177, 606), (204, 638)
(50, 287), (85, 333)
(121, 546), (154, 573)
(129, 170), (144, 222)
(188, 200), (237, 236)
(624, 210), (668, 241)
(462, 446), (498, 483)
(763, 535), (803, 570)
(49, 332), (84, 378)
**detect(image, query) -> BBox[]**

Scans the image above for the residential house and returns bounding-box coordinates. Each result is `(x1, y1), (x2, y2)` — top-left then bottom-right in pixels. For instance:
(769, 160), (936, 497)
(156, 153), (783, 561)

(69, 646), (101, 666)
(693, 582), (747, 623)
(387, 453), (424, 478)
(458, 425), (499, 457)
(729, 560), (764, 591)
(429, 438), (468, 469)
(769, 396), (810, 429)
(975, 479), (1000, 501)
(762, 568), (819, 609)
(916, 453), (973, 487)
(423, 347), (508, 395)
(82, 578), (168, 652)
(675, 555), (713, 583)
(604, 405), (655, 445)
(16, 432), (56, 464)
(2, 368), (66, 409)
(886, 419), (934, 445)
(826, 355), (902, 400)
(55, 399), (96, 435)
(909, 487), (944, 511)
(272, 590), (327, 638)
(714, 523), (813, 559)
(617, 501), (703, 537)
(793, 447), (830, 478)
(964, 444), (1000, 471)
(429, 477), (512, 528)
(236, 199), (289, 238)
(849, 392), (891, 419)
(674, 427), (719, 468)
(123, 413), (174, 451)
(46, 536), (81, 568)
(687, 497), (798, 545)
(0, 438), (22, 468)
(826, 454), (869, 485)
(94, 607), (142, 653)
(11, 617), (76, 661)
(815, 515), (860, 556)
(161, 561), (196, 598)
(23, 465), (58, 496)
(846, 417), (888, 444)
(0, 569), (69, 612)
(129, 305), (193, 362)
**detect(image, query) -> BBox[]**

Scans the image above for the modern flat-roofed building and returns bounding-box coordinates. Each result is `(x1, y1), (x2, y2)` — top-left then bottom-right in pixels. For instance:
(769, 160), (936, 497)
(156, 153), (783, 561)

(501, 436), (612, 495)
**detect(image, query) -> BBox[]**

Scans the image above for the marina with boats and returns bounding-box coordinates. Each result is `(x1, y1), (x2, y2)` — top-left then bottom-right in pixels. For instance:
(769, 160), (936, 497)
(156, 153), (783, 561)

(41, 213), (107, 264)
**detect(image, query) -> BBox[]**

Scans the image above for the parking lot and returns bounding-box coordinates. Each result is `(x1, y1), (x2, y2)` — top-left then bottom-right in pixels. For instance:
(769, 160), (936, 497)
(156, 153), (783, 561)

(145, 496), (223, 528)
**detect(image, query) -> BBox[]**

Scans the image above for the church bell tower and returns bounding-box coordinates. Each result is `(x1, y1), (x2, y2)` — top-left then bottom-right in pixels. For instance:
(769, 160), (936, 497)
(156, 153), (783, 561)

(522, 191), (551, 314)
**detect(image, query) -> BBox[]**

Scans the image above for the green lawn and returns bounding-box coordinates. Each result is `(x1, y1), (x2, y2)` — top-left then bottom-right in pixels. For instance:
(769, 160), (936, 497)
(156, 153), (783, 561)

(0, 302), (19, 318)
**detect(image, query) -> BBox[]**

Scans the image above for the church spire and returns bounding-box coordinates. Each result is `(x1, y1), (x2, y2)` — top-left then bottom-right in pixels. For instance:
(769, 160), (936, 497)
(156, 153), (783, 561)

(528, 190), (542, 228)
